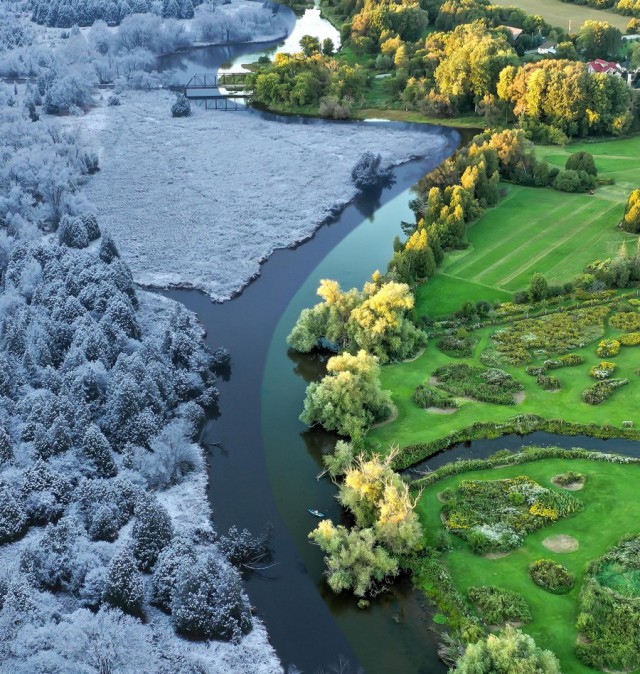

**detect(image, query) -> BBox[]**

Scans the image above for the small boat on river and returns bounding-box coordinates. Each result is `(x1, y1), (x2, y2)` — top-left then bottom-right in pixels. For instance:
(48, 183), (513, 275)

(308, 508), (325, 518)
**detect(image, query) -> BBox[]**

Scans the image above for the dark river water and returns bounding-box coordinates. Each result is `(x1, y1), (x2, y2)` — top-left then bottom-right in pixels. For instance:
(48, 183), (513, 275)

(155, 18), (640, 674)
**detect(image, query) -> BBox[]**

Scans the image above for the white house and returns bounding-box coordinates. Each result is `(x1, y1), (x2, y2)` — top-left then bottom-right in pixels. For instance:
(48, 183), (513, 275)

(537, 40), (557, 55)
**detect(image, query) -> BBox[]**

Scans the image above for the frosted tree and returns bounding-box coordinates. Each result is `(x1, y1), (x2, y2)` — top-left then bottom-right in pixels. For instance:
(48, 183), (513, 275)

(150, 537), (196, 611)
(131, 496), (174, 571)
(99, 232), (120, 263)
(58, 215), (89, 249)
(0, 427), (13, 465)
(172, 553), (253, 640)
(0, 483), (28, 544)
(81, 425), (118, 478)
(104, 547), (144, 616)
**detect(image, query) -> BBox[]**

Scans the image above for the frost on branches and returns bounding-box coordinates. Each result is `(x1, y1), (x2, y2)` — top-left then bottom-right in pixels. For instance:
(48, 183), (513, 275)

(0, 237), (280, 672)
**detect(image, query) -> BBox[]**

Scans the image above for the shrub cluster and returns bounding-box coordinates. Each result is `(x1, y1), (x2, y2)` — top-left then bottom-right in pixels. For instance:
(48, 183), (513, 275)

(437, 332), (476, 358)
(619, 332), (640, 346)
(536, 374), (561, 390)
(442, 476), (583, 554)
(577, 536), (640, 672)
(581, 378), (628, 405)
(596, 338), (621, 357)
(589, 361), (617, 379)
(432, 363), (523, 405)
(530, 559), (575, 594)
(491, 306), (610, 364)
(554, 471), (586, 487)
(610, 311), (640, 332)
(467, 586), (532, 626)
(413, 384), (458, 409)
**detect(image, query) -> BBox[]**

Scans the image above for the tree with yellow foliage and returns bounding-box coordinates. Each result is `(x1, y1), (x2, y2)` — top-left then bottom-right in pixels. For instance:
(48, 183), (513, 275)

(622, 189), (640, 234)
(300, 350), (393, 439)
(288, 275), (427, 362)
(310, 450), (423, 596)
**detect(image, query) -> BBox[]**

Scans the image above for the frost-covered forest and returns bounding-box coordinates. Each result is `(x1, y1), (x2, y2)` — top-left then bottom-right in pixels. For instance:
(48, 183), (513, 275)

(0, 1), (285, 671)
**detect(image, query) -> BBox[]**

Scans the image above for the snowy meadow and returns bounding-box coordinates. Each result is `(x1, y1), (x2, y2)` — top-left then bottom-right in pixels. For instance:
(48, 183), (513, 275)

(73, 90), (451, 300)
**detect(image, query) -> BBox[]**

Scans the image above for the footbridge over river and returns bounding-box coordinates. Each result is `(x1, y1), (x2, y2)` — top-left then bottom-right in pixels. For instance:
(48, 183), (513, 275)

(183, 72), (253, 110)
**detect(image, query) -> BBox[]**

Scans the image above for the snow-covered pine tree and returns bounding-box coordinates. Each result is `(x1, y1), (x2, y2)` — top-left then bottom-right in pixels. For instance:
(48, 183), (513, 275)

(131, 496), (173, 572)
(104, 547), (144, 615)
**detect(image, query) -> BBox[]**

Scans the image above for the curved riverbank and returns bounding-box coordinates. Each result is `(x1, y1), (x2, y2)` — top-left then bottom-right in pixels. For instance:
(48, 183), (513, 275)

(160, 149), (459, 673)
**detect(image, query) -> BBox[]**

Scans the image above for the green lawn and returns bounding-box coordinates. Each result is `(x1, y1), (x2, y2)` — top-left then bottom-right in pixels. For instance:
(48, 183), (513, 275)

(417, 137), (640, 318)
(490, 0), (630, 31)
(368, 314), (640, 452)
(416, 457), (640, 674)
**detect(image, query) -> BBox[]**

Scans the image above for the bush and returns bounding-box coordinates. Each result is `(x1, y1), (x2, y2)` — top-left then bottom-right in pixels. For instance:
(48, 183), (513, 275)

(437, 333), (475, 358)
(610, 312), (640, 332)
(351, 152), (395, 192)
(413, 383), (458, 409)
(530, 559), (574, 594)
(171, 93), (191, 118)
(589, 361), (617, 379)
(596, 338), (621, 357)
(467, 586), (532, 626)
(554, 471), (585, 486)
(619, 332), (640, 346)
(536, 374), (561, 390)
(581, 378), (628, 405)
(108, 94), (121, 106)
(432, 363), (523, 405)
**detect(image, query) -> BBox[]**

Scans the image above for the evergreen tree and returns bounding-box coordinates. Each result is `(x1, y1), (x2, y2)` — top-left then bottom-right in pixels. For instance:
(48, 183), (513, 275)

(150, 538), (196, 611)
(99, 232), (120, 263)
(104, 547), (144, 615)
(0, 485), (28, 544)
(172, 554), (252, 640)
(82, 425), (118, 478)
(131, 497), (173, 572)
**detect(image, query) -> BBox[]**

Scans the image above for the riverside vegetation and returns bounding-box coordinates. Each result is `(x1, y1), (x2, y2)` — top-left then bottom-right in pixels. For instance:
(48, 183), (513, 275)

(286, 23), (640, 667)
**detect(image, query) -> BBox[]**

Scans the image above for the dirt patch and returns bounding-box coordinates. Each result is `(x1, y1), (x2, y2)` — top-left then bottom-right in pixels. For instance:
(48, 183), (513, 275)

(514, 390), (526, 404)
(426, 406), (458, 414)
(371, 405), (398, 429)
(543, 534), (580, 553)
(552, 476), (585, 491)
(484, 551), (512, 560)
(429, 376), (439, 386)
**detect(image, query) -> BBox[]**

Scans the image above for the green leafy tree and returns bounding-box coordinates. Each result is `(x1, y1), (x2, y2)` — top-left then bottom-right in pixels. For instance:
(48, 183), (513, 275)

(577, 21), (622, 60)
(300, 35), (321, 57)
(566, 151), (597, 176)
(322, 37), (335, 56)
(451, 626), (562, 673)
(300, 349), (393, 439)
(528, 272), (548, 302)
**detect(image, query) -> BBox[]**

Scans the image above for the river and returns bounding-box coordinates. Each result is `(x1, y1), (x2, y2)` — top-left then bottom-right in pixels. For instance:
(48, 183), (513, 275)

(155, 9), (626, 674)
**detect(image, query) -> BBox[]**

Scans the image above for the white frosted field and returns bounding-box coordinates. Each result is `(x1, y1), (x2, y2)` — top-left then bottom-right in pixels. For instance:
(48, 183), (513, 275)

(75, 89), (453, 301)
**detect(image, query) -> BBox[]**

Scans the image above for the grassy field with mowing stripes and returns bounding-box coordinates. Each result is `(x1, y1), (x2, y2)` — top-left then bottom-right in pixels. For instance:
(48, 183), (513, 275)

(417, 137), (640, 318)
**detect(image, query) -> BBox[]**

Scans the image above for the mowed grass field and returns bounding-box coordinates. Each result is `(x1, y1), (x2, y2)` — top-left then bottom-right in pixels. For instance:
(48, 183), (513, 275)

(490, 0), (630, 31)
(417, 458), (640, 674)
(416, 137), (640, 317)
